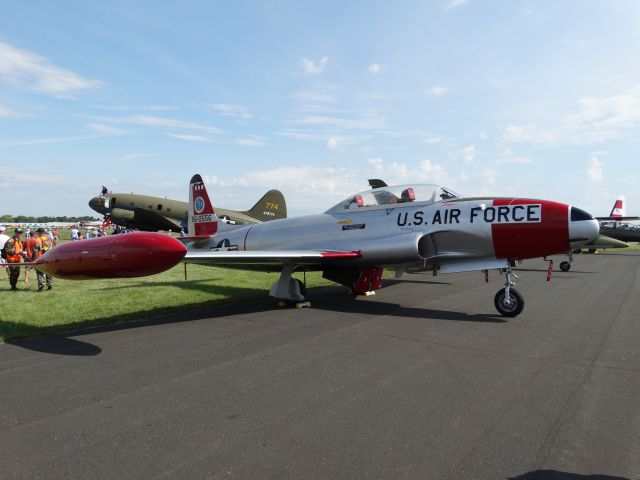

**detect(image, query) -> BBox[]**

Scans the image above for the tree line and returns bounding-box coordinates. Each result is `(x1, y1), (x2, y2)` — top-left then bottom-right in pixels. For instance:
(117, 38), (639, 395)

(1, 215), (100, 223)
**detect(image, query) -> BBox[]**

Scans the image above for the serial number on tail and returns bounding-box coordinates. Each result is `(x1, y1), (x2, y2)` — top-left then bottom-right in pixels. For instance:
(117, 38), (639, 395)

(192, 214), (214, 223)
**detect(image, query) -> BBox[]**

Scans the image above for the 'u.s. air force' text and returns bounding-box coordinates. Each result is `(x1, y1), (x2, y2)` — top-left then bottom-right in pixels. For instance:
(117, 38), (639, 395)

(397, 204), (542, 226)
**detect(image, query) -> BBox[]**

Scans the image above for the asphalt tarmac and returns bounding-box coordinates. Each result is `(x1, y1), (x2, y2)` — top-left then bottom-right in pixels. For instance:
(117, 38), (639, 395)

(2, 253), (640, 480)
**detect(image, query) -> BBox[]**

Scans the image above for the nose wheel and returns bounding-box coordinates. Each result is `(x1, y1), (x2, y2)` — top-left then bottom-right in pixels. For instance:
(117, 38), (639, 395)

(494, 288), (524, 316)
(494, 267), (525, 317)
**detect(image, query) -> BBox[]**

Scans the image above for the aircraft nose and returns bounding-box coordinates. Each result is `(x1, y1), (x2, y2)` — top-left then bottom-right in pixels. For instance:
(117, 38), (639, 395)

(89, 196), (105, 214)
(568, 206), (600, 248)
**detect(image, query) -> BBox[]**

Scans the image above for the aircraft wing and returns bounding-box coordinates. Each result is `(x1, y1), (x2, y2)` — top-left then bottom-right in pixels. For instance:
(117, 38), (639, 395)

(596, 216), (640, 221)
(133, 207), (183, 232)
(184, 250), (361, 267)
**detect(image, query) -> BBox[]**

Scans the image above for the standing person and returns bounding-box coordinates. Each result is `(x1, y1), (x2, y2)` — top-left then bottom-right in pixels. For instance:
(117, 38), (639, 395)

(23, 230), (38, 284)
(4, 228), (25, 291)
(71, 225), (79, 240)
(34, 227), (53, 291)
(0, 226), (11, 280)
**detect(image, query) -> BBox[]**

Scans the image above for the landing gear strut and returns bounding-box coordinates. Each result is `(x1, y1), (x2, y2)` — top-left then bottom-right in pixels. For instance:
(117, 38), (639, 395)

(270, 265), (310, 308)
(494, 267), (524, 317)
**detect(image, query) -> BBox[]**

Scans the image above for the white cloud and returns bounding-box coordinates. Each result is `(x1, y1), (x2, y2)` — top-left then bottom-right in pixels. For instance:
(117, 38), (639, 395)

(87, 123), (126, 135)
(367, 64), (383, 74)
(587, 156), (604, 184)
(502, 85), (640, 146)
(461, 145), (476, 163)
(166, 133), (213, 142)
(0, 134), (104, 147)
(0, 104), (19, 117)
(0, 170), (65, 186)
(209, 103), (254, 119)
(427, 86), (449, 97)
(301, 57), (329, 76)
(291, 88), (337, 104)
(419, 160), (449, 181)
(482, 168), (498, 185)
(424, 135), (442, 145)
(124, 115), (224, 134)
(235, 135), (267, 147)
(326, 137), (355, 151)
(142, 105), (178, 111)
(0, 41), (103, 97)
(367, 158), (384, 172)
(445, 0), (468, 11)
(290, 113), (385, 130)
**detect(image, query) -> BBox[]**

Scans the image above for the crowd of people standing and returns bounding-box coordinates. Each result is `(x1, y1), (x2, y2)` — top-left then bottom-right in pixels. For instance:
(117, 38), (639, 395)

(0, 226), (56, 291)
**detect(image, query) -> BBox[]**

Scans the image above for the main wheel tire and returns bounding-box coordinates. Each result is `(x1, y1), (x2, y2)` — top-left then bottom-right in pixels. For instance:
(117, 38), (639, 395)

(559, 261), (571, 272)
(494, 288), (525, 317)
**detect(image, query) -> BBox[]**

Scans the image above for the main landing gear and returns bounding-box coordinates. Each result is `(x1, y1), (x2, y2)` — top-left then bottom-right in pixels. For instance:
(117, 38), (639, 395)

(270, 265), (311, 308)
(494, 267), (524, 317)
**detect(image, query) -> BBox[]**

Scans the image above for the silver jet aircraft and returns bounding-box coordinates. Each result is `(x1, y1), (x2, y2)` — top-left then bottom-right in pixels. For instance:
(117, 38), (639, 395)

(23, 174), (600, 317)
(181, 175), (600, 317)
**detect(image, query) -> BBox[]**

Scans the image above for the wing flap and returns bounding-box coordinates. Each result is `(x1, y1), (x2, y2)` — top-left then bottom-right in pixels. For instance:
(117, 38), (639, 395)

(184, 250), (361, 266)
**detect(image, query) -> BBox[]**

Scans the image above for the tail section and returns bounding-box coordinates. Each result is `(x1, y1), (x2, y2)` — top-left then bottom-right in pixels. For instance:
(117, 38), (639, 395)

(244, 189), (287, 222)
(609, 195), (626, 218)
(188, 174), (218, 237)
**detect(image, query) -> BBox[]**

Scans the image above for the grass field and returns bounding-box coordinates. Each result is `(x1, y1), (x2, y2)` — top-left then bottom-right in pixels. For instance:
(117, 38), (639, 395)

(0, 262), (333, 342)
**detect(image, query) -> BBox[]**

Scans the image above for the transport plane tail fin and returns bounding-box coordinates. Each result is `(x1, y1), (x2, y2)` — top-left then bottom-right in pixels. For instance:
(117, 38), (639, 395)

(609, 195), (626, 218)
(244, 189), (287, 222)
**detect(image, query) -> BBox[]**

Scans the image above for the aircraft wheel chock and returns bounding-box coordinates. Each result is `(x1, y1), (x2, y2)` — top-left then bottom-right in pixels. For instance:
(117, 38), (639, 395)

(494, 288), (525, 317)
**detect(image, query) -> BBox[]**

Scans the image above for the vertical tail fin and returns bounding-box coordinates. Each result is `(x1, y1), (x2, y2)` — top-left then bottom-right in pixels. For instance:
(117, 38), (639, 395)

(188, 174), (218, 237)
(244, 189), (287, 222)
(609, 195), (626, 218)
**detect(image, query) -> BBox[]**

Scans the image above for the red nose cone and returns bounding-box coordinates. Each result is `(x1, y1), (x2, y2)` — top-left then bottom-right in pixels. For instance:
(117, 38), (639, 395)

(37, 233), (187, 279)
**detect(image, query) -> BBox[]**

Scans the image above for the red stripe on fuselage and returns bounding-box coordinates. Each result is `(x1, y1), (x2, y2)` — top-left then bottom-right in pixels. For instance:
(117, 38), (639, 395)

(491, 199), (569, 260)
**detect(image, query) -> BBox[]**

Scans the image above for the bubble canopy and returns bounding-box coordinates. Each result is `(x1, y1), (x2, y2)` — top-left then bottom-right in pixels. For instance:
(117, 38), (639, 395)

(326, 184), (462, 213)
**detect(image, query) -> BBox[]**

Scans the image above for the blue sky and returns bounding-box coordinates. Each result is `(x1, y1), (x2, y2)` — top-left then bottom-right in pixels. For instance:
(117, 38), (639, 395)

(1, 0), (640, 217)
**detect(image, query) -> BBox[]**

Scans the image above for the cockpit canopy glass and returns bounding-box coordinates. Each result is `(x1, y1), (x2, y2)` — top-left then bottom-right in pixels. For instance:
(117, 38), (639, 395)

(326, 184), (462, 213)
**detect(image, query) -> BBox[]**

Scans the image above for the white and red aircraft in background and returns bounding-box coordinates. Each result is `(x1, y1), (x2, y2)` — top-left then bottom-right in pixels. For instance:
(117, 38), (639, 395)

(28, 175), (599, 317)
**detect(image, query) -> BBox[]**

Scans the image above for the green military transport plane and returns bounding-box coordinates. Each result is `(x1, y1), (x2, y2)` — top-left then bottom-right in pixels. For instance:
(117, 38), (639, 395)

(89, 188), (286, 232)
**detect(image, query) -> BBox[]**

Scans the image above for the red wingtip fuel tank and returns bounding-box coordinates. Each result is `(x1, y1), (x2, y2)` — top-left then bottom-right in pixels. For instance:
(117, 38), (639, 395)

(36, 232), (187, 279)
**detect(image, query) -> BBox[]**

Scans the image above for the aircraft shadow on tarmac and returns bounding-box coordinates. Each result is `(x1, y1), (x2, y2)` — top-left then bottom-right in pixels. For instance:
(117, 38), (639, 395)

(4, 284), (275, 356)
(509, 470), (630, 480)
(311, 287), (506, 323)
(6, 334), (102, 356)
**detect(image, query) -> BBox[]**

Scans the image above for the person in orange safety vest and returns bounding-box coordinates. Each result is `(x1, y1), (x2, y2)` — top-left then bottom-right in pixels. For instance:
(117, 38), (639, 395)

(33, 227), (54, 291)
(4, 228), (25, 291)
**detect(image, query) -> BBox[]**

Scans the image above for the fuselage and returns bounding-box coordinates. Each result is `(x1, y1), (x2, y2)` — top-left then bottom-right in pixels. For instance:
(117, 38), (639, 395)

(89, 193), (262, 231)
(187, 194), (599, 272)
(599, 221), (640, 243)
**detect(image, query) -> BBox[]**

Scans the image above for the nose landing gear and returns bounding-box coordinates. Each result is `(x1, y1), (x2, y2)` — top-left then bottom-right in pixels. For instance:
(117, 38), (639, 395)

(559, 252), (573, 272)
(494, 267), (524, 317)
